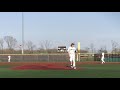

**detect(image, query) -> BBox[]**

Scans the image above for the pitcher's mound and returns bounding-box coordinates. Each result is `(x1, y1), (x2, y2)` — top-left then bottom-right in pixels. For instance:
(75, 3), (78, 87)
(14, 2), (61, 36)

(12, 64), (80, 70)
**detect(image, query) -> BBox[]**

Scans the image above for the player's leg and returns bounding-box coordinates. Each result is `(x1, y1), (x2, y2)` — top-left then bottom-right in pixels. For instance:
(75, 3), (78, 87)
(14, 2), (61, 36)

(101, 57), (105, 64)
(8, 58), (10, 62)
(103, 58), (105, 63)
(101, 59), (103, 64)
(70, 55), (73, 67)
(72, 55), (76, 69)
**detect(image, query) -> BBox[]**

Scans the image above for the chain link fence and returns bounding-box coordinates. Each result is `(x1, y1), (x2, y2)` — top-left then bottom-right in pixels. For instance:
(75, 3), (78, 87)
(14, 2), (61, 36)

(94, 53), (120, 62)
(3, 53), (120, 62)
(0, 53), (95, 62)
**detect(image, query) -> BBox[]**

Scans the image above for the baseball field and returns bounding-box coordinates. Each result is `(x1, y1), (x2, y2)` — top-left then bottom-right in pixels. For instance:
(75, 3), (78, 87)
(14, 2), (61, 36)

(0, 61), (120, 78)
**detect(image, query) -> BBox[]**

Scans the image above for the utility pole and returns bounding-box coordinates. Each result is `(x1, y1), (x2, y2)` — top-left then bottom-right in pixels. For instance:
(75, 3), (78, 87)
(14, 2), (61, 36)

(22, 12), (24, 54)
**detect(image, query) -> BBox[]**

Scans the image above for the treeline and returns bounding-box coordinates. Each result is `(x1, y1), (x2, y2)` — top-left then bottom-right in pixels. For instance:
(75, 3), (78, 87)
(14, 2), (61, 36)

(0, 36), (90, 54)
(0, 36), (57, 54)
(0, 35), (120, 54)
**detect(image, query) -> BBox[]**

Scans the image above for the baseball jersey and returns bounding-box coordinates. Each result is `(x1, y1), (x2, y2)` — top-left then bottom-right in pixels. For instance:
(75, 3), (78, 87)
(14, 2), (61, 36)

(67, 47), (76, 54)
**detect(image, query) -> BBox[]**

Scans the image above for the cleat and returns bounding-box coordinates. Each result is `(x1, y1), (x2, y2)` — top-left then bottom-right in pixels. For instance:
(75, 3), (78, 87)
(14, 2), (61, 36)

(71, 66), (73, 68)
(73, 67), (76, 69)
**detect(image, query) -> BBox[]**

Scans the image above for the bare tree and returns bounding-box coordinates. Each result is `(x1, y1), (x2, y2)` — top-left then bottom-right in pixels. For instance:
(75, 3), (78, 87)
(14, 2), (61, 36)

(39, 40), (52, 53)
(38, 41), (44, 53)
(93, 48), (96, 53)
(4, 36), (17, 50)
(84, 47), (90, 53)
(118, 46), (120, 53)
(0, 38), (4, 53)
(26, 41), (36, 53)
(111, 40), (119, 53)
(44, 40), (52, 50)
(97, 45), (107, 54)
(39, 41), (44, 50)
(90, 43), (94, 53)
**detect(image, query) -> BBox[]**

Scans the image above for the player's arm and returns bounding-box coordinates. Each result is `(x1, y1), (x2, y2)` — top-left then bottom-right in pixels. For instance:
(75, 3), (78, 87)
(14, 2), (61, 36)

(75, 48), (77, 53)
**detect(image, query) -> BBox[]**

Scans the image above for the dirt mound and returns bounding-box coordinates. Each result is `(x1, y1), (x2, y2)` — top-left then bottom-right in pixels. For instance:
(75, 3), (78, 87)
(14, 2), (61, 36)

(11, 64), (80, 70)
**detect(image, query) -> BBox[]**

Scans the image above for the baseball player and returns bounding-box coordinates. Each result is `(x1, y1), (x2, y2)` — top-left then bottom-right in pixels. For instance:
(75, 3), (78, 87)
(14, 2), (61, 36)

(8, 55), (11, 62)
(101, 52), (105, 64)
(67, 43), (77, 69)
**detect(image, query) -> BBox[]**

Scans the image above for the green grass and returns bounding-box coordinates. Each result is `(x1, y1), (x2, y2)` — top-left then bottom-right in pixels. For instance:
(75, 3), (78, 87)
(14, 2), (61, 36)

(0, 63), (120, 78)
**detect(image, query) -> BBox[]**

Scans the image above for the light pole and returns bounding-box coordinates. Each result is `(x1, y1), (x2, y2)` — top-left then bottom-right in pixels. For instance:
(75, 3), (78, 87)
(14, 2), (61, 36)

(22, 12), (24, 54)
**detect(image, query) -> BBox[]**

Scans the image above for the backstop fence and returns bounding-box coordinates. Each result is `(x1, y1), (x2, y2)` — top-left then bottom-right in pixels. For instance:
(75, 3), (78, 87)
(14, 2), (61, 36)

(0, 53), (120, 62)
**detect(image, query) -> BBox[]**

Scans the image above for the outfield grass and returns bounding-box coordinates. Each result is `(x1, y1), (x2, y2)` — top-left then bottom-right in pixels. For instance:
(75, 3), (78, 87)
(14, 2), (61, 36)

(0, 63), (120, 78)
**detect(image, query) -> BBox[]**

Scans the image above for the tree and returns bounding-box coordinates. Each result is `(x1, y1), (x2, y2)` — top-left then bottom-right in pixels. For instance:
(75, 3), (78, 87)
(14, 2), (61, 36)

(90, 43), (94, 53)
(111, 40), (119, 53)
(4, 36), (17, 50)
(0, 38), (4, 53)
(97, 45), (107, 54)
(44, 40), (52, 50)
(39, 41), (44, 50)
(84, 47), (90, 53)
(26, 41), (36, 53)
(93, 48), (96, 53)
(39, 40), (52, 53)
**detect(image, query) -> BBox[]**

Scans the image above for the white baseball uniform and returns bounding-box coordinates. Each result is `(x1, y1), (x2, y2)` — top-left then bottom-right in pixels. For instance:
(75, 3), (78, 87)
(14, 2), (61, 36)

(67, 46), (76, 69)
(101, 52), (105, 64)
(8, 55), (11, 62)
